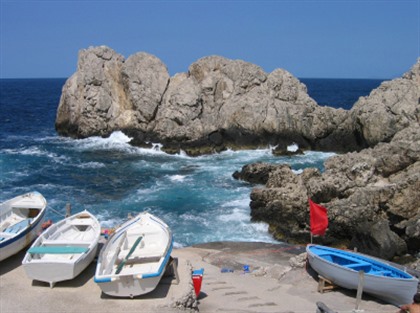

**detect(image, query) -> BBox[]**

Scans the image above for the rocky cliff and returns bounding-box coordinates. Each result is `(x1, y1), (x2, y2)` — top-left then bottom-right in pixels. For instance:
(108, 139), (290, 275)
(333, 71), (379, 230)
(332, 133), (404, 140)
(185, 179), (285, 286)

(233, 60), (420, 260)
(56, 46), (371, 155)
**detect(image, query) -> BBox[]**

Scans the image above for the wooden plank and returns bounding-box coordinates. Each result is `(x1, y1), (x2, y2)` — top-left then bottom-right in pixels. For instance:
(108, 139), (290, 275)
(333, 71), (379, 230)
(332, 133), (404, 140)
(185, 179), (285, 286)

(28, 246), (89, 254)
(317, 275), (337, 293)
(355, 270), (365, 311)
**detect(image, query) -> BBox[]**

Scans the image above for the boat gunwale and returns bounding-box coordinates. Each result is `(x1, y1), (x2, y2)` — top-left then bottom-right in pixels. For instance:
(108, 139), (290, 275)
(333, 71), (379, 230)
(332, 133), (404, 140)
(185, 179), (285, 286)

(23, 210), (100, 265)
(0, 193), (47, 249)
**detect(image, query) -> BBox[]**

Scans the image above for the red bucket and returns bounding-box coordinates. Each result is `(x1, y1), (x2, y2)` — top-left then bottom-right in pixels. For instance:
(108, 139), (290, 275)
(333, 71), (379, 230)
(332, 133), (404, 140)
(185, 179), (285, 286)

(192, 268), (204, 297)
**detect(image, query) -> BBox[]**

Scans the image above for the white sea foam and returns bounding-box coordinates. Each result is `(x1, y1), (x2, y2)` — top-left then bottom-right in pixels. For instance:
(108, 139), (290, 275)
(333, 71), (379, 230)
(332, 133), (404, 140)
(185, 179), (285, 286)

(249, 221), (270, 233)
(135, 143), (172, 156)
(2, 147), (72, 165)
(109, 131), (132, 143)
(77, 162), (106, 169)
(2, 129), (334, 246)
(97, 217), (126, 229)
(302, 150), (336, 159)
(218, 208), (249, 222)
(4, 147), (46, 156)
(168, 175), (187, 182)
(287, 143), (299, 152)
(134, 185), (165, 202)
(179, 213), (209, 224)
(173, 242), (185, 249)
(72, 131), (133, 151)
(221, 197), (250, 208)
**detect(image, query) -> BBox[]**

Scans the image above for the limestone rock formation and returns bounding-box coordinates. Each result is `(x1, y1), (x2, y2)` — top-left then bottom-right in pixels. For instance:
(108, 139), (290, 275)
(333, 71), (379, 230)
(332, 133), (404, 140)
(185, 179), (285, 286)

(230, 59), (420, 259)
(56, 46), (170, 139)
(56, 46), (359, 154)
(56, 47), (419, 156)
(56, 46), (128, 138)
(350, 60), (420, 147)
(234, 125), (420, 259)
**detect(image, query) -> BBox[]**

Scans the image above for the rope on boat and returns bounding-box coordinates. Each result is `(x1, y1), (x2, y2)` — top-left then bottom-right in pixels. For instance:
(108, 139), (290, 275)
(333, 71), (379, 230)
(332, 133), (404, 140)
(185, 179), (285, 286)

(47, 205), (67, 218)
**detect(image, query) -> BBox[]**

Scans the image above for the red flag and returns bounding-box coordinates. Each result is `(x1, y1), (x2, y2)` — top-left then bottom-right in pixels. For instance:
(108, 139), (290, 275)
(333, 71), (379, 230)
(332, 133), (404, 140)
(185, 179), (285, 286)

(309, 198), (328, 236)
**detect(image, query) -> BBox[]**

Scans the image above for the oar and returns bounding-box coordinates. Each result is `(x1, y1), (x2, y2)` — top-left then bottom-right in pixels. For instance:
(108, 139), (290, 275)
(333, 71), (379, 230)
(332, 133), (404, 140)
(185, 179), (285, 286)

(115, 236), (143, 274)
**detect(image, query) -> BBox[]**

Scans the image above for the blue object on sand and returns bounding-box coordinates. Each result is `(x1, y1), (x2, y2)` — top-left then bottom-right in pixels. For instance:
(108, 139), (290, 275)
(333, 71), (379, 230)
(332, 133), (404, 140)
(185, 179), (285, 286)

(243, 265), (250, 273)
(221, 268), (234, 273)
(193, 268), (204, 276)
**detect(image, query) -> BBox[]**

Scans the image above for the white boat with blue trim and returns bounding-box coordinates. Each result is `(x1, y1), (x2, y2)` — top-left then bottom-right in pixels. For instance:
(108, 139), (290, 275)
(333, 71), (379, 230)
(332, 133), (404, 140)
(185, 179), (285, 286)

(94, 212), (173, 298)
(306, 244), (419, 306)
(22, 210), (101, 287)
(0, 192), (47, 261)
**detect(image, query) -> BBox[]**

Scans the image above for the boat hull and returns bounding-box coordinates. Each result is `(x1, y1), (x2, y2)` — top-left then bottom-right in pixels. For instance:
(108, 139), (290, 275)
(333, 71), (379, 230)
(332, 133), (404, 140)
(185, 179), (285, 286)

(95, 212), (173, 297)
(0, 192), (47, 261)
(306, 244), (419, 306)
(22, 211), (100, 287)
(23, 245), (98, 285)
(97, 271), (165, 298)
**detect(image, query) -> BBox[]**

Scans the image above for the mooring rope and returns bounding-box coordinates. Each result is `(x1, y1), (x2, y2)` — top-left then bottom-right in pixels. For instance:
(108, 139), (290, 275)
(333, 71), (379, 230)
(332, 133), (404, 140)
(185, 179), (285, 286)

(47, 205), (66, 218)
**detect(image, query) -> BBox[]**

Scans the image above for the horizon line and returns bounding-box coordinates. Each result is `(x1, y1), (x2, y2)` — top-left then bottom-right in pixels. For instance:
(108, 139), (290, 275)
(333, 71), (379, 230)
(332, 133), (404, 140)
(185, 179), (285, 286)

(0, 76), (391, 81)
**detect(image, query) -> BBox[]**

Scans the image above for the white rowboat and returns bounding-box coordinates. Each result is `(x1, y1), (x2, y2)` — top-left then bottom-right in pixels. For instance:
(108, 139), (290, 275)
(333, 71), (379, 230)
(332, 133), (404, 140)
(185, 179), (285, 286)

(0, 192), (47, 261)
(306, 244), (419, 306)
(22, 210), (100, 287)
(94, 212), (173, 298)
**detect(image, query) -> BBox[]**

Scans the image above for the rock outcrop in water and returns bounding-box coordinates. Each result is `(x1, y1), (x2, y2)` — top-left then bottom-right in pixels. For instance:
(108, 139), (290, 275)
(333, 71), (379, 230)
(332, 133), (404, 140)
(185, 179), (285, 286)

(56, 46), (365, 155)
(56, 47), (419, 156)
(233, 60), (420, 260)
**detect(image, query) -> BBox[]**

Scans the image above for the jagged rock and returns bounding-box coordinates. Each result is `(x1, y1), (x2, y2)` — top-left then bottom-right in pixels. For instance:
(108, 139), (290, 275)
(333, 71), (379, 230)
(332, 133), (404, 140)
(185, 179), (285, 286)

(56, 46), (363, 154)
(350, 220), (407, 259)
(271, 145), (304, 156)
(56, 46), (129, 138)
(236, 126), (420, 259)
(122, 52), (170, 127)
(235, 61), (420, 258)
(249, 165), (313, 243)
(232, 163), (279, 184)
(350, 59), (420, 146)
(170, 260), (198, 311)
(289, 252), (307, 268)
(56, 46), (419, 155)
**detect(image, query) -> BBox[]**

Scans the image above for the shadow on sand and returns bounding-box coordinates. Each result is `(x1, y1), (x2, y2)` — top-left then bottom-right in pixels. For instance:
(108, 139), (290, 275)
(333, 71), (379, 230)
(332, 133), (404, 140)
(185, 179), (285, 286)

(30, 261), (97, 288)
(0, 248), (27, 275)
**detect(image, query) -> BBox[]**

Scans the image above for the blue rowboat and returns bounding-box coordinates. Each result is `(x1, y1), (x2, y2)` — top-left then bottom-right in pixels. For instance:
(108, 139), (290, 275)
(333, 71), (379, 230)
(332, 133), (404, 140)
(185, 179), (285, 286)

(306, 244), (419, 306)
(0, 192), (47, 261)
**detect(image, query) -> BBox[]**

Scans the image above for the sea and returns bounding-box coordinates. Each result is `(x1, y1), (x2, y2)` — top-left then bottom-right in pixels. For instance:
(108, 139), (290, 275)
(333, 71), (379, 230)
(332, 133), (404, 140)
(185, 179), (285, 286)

(0, 78), (384, 247)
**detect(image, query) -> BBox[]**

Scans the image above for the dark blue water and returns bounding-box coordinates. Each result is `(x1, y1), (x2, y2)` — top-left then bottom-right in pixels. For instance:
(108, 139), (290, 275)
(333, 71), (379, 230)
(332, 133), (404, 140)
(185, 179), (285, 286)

(301, 78), (384, 110)
(0, 78), (384, 246)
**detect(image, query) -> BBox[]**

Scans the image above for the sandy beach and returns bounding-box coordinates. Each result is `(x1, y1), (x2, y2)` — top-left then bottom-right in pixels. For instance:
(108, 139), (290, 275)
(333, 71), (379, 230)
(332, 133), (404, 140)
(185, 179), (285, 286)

(0, 242), (400, 313)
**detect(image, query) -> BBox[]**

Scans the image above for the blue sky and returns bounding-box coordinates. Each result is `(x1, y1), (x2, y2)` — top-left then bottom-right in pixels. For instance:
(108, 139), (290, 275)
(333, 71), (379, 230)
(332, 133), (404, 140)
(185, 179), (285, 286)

(1, 0), (419, 79)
